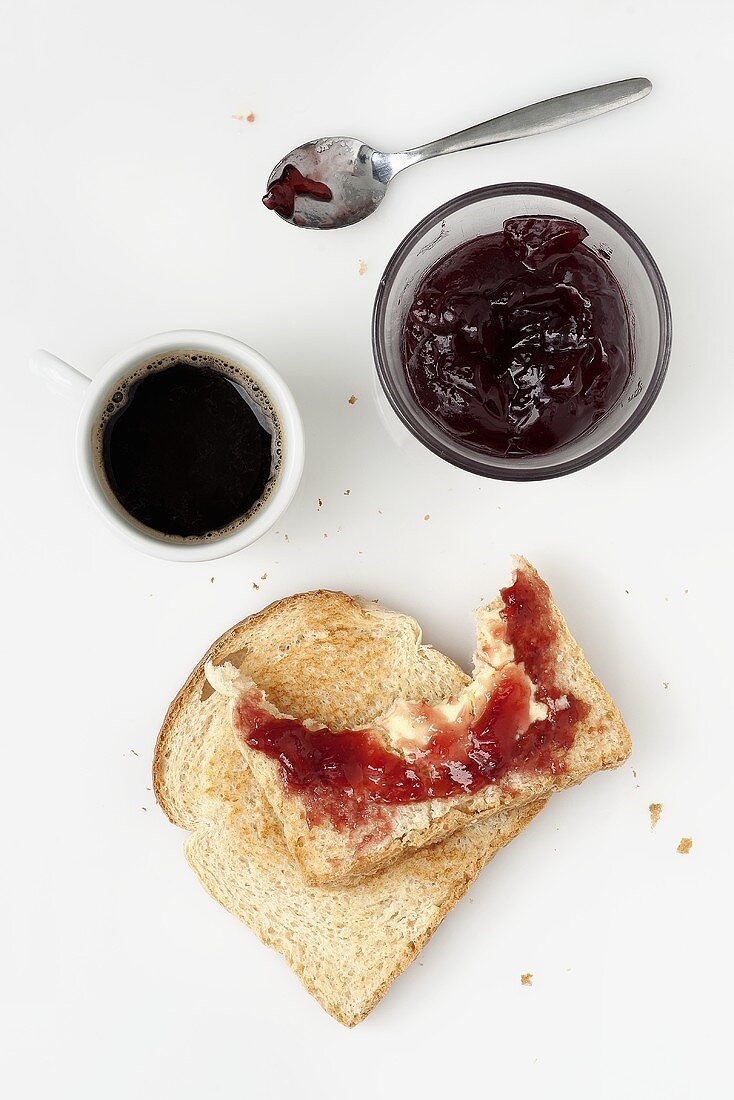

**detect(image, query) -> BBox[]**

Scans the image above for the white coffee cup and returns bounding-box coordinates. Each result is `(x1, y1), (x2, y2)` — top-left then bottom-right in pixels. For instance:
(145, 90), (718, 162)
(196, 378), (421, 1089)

(30, 330), (305, 561)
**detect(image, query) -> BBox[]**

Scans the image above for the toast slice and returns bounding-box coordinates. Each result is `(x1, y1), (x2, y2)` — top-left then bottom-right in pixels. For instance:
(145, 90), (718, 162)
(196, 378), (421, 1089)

(153, 590), (546, 1026)
(208, 559), (631, 886)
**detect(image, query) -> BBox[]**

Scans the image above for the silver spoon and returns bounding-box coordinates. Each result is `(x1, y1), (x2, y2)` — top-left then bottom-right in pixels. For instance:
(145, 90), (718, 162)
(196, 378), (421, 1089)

(263, 77), (651, 229)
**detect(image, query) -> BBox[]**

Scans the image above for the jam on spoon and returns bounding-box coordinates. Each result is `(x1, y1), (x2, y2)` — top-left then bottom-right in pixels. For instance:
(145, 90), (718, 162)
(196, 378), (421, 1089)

(262, 164), (333, 220)
(402, 216), (633, 456)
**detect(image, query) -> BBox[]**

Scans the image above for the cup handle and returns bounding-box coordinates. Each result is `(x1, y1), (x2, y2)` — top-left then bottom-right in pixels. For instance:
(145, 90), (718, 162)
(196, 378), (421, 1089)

(30, 349), (91, 405)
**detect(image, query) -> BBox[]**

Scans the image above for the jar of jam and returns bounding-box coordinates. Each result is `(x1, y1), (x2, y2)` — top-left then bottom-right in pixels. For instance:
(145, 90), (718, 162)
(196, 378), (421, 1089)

(373, 184), (671, 480)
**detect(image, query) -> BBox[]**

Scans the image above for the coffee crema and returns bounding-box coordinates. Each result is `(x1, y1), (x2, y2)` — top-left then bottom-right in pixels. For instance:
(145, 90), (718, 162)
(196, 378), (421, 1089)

(94, 352), (283, 542)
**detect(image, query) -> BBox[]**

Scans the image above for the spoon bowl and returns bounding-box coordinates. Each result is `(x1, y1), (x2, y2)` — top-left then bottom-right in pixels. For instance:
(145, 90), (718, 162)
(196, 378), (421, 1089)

(265, 138), (387, 229)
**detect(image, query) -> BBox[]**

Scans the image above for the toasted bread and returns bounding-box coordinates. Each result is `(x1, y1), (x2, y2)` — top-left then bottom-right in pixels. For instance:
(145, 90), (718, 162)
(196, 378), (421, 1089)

(209, 560), (631, 886)
(153, 590), (545, 1026)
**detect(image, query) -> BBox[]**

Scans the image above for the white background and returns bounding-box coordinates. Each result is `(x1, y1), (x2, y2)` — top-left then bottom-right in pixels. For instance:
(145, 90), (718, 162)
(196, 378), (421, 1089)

(2, 2), (732, 1097)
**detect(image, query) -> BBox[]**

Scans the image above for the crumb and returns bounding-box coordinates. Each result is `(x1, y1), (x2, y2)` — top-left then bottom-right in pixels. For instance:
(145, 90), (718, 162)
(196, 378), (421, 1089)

(146, 787), (151, 791)
(231, 112), (244, 121)
(677, 837), (693, 855)
(253, 582), (259, 590)
(632, 769), (637, 778)
(684, 588), (689, 595)
(424, 514), (430, 521)
(232, 111), (256, 123)
(348, 394), (357, 405)
(142, 807), (147, 812)
(284, 533), (289, 541)
(344, 489), (351, 496)
(663, 681), (669, 689)
(358, 550), (363, 555)
(649, 803), (662, 828)
(210, 577), (214, 583)
(358, 260), (368, 276)
(337, 525), (342, 533)
(625, 589), (630, 595)
(323, 532), (328, 538)
(131, 749), (138, 757)
(377, 510), (383, 515)
(521, 973), (533, 986)
(261, 573), (267, 580)
(317, 498), (323, 509)
(246, 111), (255, 123)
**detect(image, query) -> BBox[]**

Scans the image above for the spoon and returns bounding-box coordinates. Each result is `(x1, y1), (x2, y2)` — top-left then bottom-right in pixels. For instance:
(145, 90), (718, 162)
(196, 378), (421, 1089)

(263, 77), (651, 229)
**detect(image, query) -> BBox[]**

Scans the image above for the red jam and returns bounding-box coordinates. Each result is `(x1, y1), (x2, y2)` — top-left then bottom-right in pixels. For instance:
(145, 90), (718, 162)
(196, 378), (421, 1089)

(234, 568), (588, 828)
(262, 164), (333, 219)
(402, 216), (633, 456)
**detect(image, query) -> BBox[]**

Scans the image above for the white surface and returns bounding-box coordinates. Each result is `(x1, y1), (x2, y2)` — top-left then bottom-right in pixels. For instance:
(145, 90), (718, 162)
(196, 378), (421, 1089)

(2, 2), (732, 1097)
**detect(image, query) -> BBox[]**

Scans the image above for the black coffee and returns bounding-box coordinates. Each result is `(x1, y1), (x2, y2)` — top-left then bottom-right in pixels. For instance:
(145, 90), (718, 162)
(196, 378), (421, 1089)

(96, 353), (282, 540)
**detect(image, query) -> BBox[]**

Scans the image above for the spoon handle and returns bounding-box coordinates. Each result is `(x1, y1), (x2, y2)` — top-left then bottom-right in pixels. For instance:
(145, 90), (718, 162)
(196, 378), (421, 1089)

(398, 78), (652, 168)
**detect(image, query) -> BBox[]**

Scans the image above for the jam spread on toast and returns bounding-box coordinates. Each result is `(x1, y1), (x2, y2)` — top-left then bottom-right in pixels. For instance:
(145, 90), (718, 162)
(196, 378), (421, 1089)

(233, 567), (587, 828)
(402, 216), (633, 456)
(262, 164), (333, 219)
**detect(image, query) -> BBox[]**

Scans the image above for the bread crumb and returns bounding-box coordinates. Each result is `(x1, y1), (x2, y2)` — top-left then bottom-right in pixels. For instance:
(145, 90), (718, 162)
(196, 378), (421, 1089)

(649, 803), (662, 828)
(521, 973), (533, 986)
(323, 532), (328, 538)
(210, 577), (214, 583)
(663, 681), (669, 689)
(232, 111), (256, 123)
(625, 589), (630, 595)
(261, 573), (267, 580)
(142, 806), (147, 812)
(424, 514), (430, 521)
(344, 489), (351, 496)
(358, 260), (368, 276)
(348, 394), (357, 405)
(131, 749), (138, 757)
(677, 837), (693, 855)
(246, 111), (256, 123)
(284, 533), (289, 541)
(684, 588), (689, 595)
(317, 498), (323, 509)
(253, 582), (260, 590)
(632, 769), (637, 779)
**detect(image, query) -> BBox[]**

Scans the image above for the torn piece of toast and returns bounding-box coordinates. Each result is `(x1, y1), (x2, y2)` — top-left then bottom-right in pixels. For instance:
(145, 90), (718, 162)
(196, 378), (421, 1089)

(208, 559), (631, 886)
(153, 591), (545, 1026)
